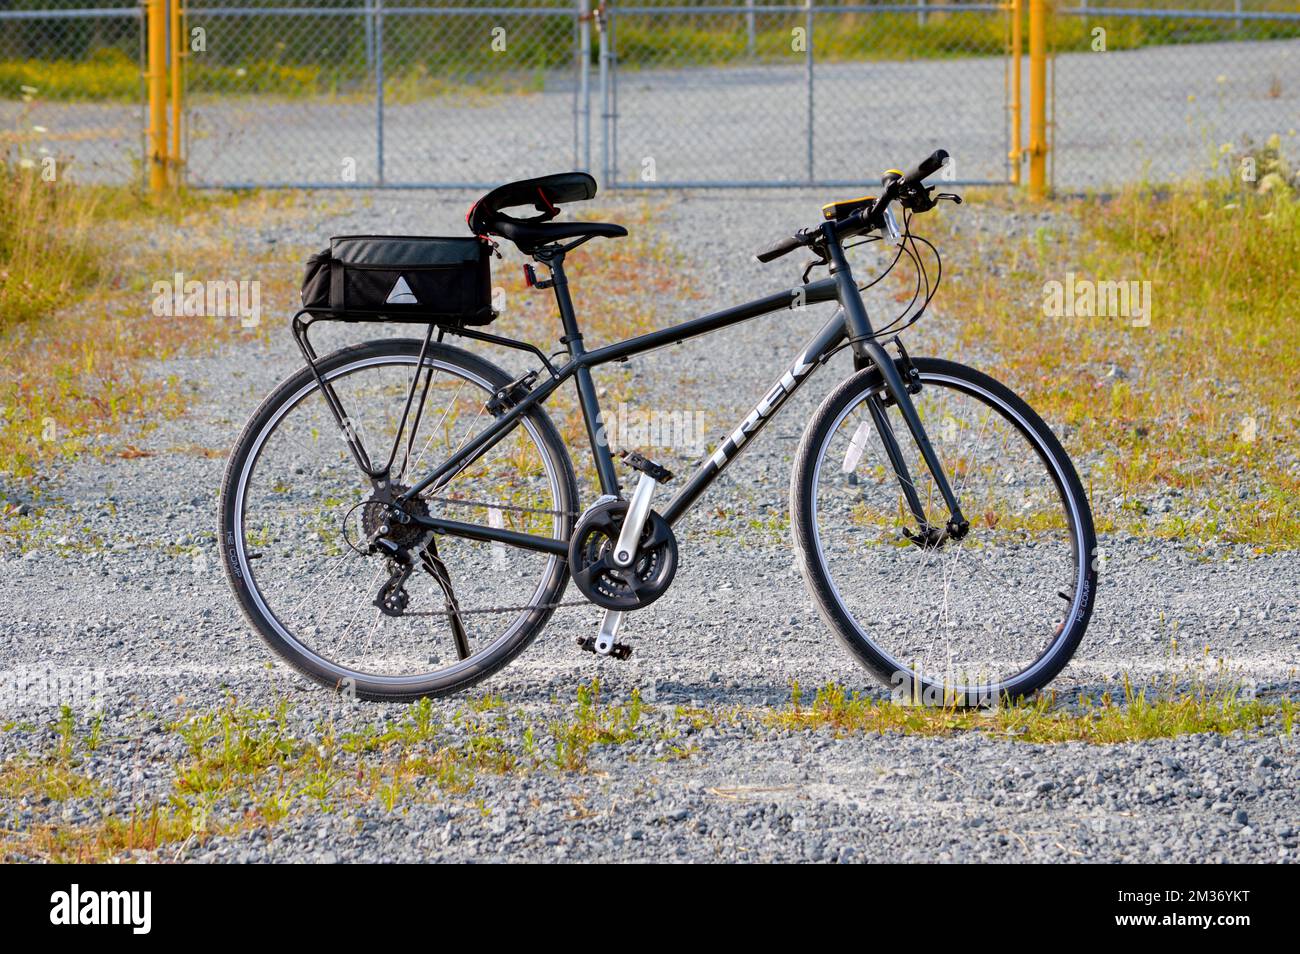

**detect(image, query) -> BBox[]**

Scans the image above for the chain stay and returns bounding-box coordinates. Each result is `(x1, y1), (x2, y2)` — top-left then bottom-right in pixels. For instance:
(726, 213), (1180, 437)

(389, 493), (584, 618)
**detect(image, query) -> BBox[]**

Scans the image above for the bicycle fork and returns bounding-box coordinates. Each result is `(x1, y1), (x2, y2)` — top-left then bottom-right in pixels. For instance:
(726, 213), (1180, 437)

(859, 338), (968, 543)
(827, 227), (969, 542)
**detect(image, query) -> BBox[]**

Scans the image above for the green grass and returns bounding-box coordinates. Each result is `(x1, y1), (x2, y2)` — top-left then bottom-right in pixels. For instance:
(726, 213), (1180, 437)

(0, 680), (665, 861)
(774, 677), (1295, 744)
(2, 673), (1290, 861)
(0, 180), (313, 501)
(0, 164), (102, 332)
(921, 135), (1300, 547)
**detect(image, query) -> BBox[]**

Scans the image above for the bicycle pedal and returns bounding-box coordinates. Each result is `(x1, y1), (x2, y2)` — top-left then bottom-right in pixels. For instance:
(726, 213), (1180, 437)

(576, 636), (633, 660)
(620, 449), (673, 483)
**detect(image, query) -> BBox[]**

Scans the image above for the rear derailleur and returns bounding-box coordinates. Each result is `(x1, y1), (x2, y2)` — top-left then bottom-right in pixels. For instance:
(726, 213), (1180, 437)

(360, 484), (468, 651)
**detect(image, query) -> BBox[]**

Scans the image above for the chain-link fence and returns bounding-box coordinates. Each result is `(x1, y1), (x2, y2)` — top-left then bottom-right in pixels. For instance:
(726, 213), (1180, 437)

(0, 1), (144, 184)
(2, 0), (1295, 190)
(1048, 0), (1300, 189)
(603, 2), (1015, 187)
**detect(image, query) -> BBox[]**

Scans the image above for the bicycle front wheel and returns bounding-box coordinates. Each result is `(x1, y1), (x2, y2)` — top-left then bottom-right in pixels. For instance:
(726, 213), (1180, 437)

(791, 357), (1097, 704)
(219, 338), (578, 701)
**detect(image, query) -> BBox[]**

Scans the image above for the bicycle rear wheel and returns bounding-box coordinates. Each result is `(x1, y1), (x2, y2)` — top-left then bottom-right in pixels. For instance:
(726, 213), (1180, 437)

(219, 338), (578, 700)
(791, 357), (1097, 704)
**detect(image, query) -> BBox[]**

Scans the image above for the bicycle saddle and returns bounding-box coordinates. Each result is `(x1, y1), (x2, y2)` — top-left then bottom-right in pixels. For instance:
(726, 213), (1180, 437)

(467, 172), (627, 253)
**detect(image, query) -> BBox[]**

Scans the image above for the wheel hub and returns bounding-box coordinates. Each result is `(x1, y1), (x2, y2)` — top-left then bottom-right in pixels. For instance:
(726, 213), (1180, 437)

(360, 482), (432, 555)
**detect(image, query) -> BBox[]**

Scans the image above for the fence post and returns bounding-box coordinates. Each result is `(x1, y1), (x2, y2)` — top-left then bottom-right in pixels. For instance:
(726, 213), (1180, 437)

(364, 2), (375, 72)
(805, 0), (814, 184)
(1028, 0), (1048, 200)
(375, 0), (385, 186)
(746, 0), (756, 57)
(169, 0), (184, 185)
(578, 0), (591, 172)
(1008, 0), (1022, 186)
(146, 0), (169, 192)
(598, 5), (610, 185)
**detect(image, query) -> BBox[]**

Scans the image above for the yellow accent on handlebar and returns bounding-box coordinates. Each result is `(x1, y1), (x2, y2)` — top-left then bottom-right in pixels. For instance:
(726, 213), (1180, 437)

(822, 195), (877, 220)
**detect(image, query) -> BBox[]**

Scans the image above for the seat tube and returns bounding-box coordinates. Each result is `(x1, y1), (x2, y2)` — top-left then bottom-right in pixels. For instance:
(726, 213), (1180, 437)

(548, 255), (620, 496)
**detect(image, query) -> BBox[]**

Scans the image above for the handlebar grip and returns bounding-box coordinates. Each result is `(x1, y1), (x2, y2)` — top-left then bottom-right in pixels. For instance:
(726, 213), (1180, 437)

(897, 149), (949, 188)
(755, 232), (806, 263)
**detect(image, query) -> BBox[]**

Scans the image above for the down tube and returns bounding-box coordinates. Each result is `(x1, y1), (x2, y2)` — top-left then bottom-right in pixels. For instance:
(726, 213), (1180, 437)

(661, 311), (846, 525)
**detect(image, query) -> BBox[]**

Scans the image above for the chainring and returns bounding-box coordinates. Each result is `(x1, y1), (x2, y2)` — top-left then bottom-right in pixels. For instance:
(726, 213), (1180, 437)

(568, 499), (678, 610)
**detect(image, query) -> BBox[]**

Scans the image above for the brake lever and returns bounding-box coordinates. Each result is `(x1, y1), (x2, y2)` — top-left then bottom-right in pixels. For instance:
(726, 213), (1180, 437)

(801, 250), (829, 283)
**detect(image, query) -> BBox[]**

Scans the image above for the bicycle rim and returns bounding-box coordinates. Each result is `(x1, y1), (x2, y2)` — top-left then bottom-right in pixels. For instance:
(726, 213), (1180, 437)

(805, 367), (1090, 702)
(229, 348), (569, 686)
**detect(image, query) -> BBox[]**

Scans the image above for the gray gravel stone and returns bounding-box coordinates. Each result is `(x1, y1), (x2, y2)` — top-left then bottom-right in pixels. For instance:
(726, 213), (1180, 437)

(0, 188), (1296, 862)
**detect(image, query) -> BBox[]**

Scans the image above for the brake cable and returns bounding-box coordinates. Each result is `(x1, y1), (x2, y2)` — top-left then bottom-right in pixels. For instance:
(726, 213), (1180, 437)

(884, 231), (942, 337)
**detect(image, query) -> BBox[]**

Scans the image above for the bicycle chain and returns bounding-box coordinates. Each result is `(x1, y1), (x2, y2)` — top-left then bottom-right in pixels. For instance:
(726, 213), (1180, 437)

(401, 600), (590, 618)
(419, 492), (580, 519)
(399, 493), (587, 618)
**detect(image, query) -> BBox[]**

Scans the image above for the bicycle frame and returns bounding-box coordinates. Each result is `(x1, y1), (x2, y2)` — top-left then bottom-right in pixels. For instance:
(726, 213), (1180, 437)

(291, 226), (968, 558)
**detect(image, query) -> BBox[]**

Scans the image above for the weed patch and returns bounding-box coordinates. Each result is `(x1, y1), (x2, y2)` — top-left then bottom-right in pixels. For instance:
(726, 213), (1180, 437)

(920, 138), (1300, 546)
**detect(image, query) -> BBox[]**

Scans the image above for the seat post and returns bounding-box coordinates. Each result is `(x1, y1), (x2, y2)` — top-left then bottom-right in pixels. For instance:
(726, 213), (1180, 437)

(540, 248), (620, 496)
(541, 251), (583, 349)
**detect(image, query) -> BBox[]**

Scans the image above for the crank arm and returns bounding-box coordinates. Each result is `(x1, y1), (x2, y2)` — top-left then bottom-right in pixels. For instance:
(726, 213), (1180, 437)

(594, 609), (624, 656)
(611, 471), (658, 569)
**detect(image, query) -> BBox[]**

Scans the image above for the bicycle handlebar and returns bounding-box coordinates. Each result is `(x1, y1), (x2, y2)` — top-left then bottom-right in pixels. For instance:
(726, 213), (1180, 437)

(893, 149), (949, 190)
(755, 229), (813, 263)
(754, 149), (950, 264)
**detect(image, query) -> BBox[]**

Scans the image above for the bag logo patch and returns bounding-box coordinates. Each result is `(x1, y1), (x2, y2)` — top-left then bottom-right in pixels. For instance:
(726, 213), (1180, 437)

(386, 275), (418, 305)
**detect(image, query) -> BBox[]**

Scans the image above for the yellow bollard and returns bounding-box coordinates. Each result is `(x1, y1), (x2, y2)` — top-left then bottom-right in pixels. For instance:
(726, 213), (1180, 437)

(146, 0), (169, 193)
(1028, 0), (1048, 200)
(169, 0), (184, 184)
(1008, 0), (1023, 186)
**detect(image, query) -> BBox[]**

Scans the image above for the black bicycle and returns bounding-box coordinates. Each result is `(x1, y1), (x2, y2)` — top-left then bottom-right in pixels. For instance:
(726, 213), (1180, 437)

(219, 151), (1097, 704)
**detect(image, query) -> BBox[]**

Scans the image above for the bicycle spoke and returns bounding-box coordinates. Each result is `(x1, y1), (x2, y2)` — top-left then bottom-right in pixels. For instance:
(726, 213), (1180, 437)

(230, 348), (570, 683)
(809, 369), (1084, 695)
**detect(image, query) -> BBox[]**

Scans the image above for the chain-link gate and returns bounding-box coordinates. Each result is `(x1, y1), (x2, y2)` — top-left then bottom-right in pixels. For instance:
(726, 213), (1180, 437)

(599, 2), (1016, 188)
(4, 2), (1295, 191)
(180, 0), (1018, 188)
(0, 2), (145, 185)
(181, 1), (587, 187)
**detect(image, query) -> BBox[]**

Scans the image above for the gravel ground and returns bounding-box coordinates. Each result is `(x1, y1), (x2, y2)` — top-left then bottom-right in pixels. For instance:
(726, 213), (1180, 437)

(1, 188), (1296, 863)
(9, 39), (1297, 189)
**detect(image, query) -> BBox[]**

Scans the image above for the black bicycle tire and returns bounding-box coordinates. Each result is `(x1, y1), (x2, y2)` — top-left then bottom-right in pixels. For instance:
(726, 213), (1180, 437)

(219, 338), (579, 701)
(790, 357), (1098, 704)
